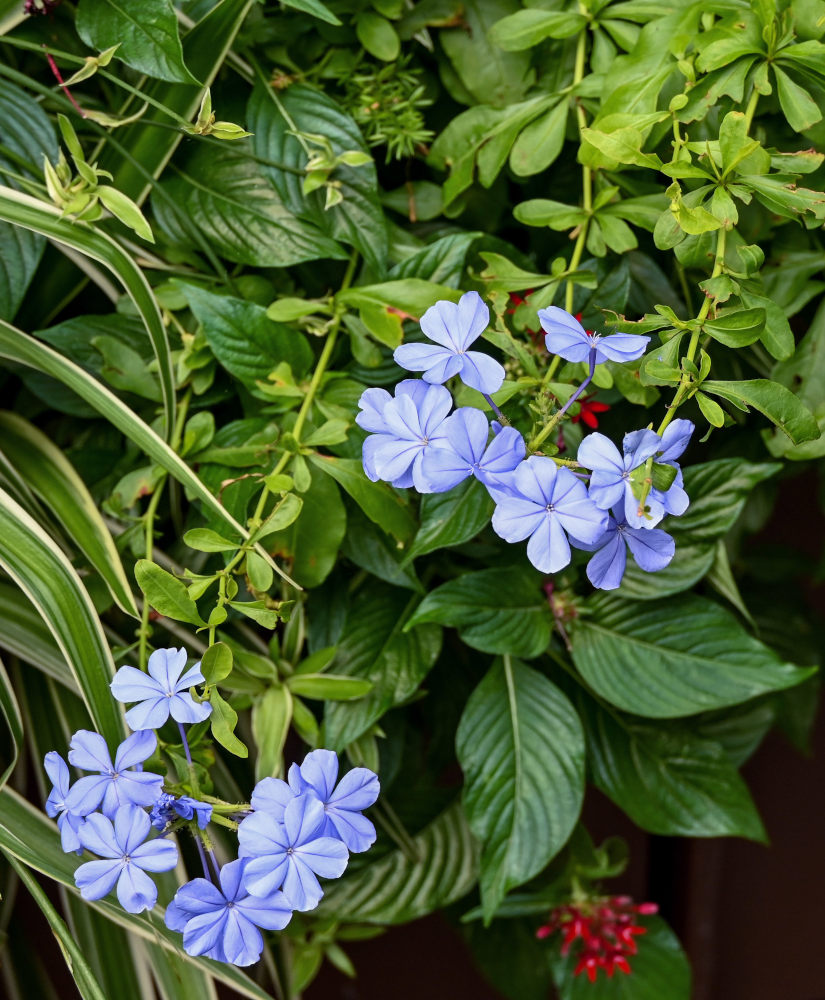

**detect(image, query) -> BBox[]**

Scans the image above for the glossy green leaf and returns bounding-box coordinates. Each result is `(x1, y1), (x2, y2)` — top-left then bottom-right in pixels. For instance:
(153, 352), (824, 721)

(286, 673), (373, 700)
(572, 594), (816, 718)
(323, 583), (441, 749)
(404, 477), (494, 563)
(210, 689), (249, 757)
(153, 145), (344, 267)
(0, 655), (21, 791)
(578, 694), (766, 839)
(309, 454), (416, 543)
(316, 803), (478, 923)
(0, 411), (138, 617)
(488, 9), (586, 50)
(673, 459), (780, 540)
(135, 560), (206, 626)
(0, 486), (122, 744)
(76, 0), (196, 83)
(406, 566), (552, 659)
(247, 82), (387, 273)
(456, 657), (585, 921)
(701, 378), (820, 443)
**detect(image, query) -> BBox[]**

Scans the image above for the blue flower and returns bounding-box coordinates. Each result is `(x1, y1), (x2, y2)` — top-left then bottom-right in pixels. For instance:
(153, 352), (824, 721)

(239, 794), (348, 911)
(110, 647), (212, 730)
(582, 510), (675, 590)
(150, 792), (213, 831)
(65, 729), (164, 818)
(419, 407), (526, 495)
(166, 859), (292, 966)
(577, 429), (664, 528)
(650, 419), (694, 516)
(44, 751), (83, 854)
(74, 804), (178, 913)
(393, 291), (505, 394)
(538, 307), (649, 364)
(359, 382), (452, 492)
(491, 456), (608, 573)
(287, 749), (380, 853)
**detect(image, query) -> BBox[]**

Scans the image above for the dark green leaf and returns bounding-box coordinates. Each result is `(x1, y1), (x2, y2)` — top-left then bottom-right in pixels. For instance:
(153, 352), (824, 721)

(135, 559), (206, 626)
(404, 477), (494, 562)
(457, 657), (585, 920)
(701, 378), (821, 443)
(571, 594), (815, 718)
(406, 567), (551, 659)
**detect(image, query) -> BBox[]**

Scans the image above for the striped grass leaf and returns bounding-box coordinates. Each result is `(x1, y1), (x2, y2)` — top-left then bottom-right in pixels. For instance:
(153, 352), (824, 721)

(0, 411), (138, 617)
(0, 654), (22, 790)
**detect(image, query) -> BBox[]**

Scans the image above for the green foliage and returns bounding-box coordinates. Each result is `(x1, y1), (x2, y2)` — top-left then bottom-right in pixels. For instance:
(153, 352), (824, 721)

(1, 0), (824, 995)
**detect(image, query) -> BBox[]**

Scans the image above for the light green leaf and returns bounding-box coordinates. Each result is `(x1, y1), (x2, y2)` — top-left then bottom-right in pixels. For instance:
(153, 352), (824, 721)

(252, 685), (292, 779)
(0, 656), (21, 791)
(700, 378), (821, 443)
(316, 803), (478, 922)
(773, 65), (822, 132)
(456, 657), (585, 921)
(182, 528), (240, 553)
(286, 673), (373, 700)
(210, 689), (248, 757)
(572, 594), (815, 718)
(488, 9), (586, 50)
(356, 12), (401, 60)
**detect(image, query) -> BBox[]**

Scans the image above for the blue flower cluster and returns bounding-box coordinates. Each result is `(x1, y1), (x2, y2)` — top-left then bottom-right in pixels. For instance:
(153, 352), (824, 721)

(44, 647), (379, 967)
(358, 295), (695, 591)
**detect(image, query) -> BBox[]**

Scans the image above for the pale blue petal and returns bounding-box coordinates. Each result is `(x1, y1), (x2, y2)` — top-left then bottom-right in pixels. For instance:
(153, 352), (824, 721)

(459, 351), (505, 395)
(327, 809), (377, 853)
(297, 749), (339, 801)
(420, 447), (473, 492)
(69, 731), (112, 772)
(594, 332), (649, 362)
(328, 768), (380, 812)
(242, 855), (289, 898)
(218, 858), (246, 901)
(444, 408), (489, 464)
(420, 352), (464, 384)
(236, 892), (293, 930)
(492, 498), (545, 543)
(514, 455), (556, 505)
(622, 428), (662, 470)
(658, 418), (694, 462)
(114, 803), (151, 854)
(455, 290), (490, 350)
(250, 777), (295, 820)
(295, 836), (349, 878)
(419, 298), (464, 350)
(75, 859), (121, 901)
(625, 525), (675, 571)
(281, 856), (324, 912)
(169, 692), (212, 724)
(176, 664), (206, 691)
(114, 730), (156, 770)
(44, 751), (70, 797)
(526, 515), (571, 573)
(586, 533), (628, 590)
(66, 775), (110, 816)
(417, 384), (453, 436)
(124, 697), (170, 731)
(479, 427), (525, 476)
(110, 666), (162, 704)
(117, 864), (158, 913)
(222, 910), (264, 966)
(355, 387), (392, 432)
(238, 811), (286, 856)
(284, 795), (325, 845)
(79, 812), (119, 857)
(577, 433), (623, 475)
(394, 341), (453, 374)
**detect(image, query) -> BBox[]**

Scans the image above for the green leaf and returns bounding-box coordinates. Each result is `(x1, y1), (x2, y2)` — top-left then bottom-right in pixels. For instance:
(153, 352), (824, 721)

(356, 12), (401, 60)
(210, 689), (248, 757)
(514, 198), (587, 231)
(0, 318), (294, 588)
(266, 467), (346, 588)
(488, 9), (586, 50)
(251, 494), (304, 543)
(323, 583), (441, 749)
(76, 0), (196, 83)
(549, 915), (691, 1000)
(617, 539), (716, 600)
(0, 582), (70, 690)
(280, 0), (340, 23)
(577, 694), (766, 839)
(703, 307), (765, 347)
(0, 788), (271, 1000)
(177, 282), (312, 389)
(0, 187), (175, 439)
(773, 65), (822, 132)
(3, 855), (108, 1000)
(201, 642), (233, 686)
(406, 567), (551, 659)
(154, 145), (344, 268)
(0, 81), (58, 322)
(700, 378), (821, 443)
(0, 655), (21, 791)
(404, 477), (494, 562)
(286, 674), (373, 700)
(0, 487), (122, 744)
(571, 594), (816, 718)
(308, 454), (416, 543)
(673, 459), (780, 540)
(316, 803), (478, 922)
(183, 528), (240, 553)
(247, 83), (387, 273)
(252, 685), (292, 779)
(0, 412), (138, 617)
(228, 600), (282, 628)
(440, 0), (533, 107)
(507, 99), (568, 176)
(135, 559), (206, 626)
(456, 657), (585, 921)
(580, 126), (662, 170)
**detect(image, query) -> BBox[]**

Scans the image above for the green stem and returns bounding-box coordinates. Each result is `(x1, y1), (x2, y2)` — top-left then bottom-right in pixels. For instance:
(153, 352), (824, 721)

(743, 89), (760, 134)
(564, 18), (592, 314)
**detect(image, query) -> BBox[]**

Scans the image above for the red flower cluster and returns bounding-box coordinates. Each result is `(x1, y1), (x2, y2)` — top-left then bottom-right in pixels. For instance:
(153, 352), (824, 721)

(537, 895), (658, 982)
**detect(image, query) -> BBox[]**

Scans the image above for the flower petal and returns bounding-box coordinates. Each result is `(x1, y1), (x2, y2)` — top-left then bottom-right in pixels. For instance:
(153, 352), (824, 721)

(577, 433), (623, 476)
(297, 749), (339, 802)
(284, 794), (325, 845)
(479, 427), (525, 477)
(459, 351), (505, 395)
(114, 729), (157, 771)
(295, 836), (349, 878)
(117, 863), (158, 913)
(44, 751), (69, 796)
(326, 808), (377, 853)
(238, 810), (287, 857)
(593, 332), (649, 363)
(586, 532), (628, 590)
(114, 803), (151, 854)
(110, 666), (162, 704)
(328, 768), (380, 812)
(491, 497), (545, 543)
(250, 777), (295, 820)
(526, 514), (572, 573)
(75, 859), (121, 901)
(68, 730), (112, 773)
(169, 692), (212, 724)
(420, 446), (473, 493)
(355, 387), (392, 432)
(132, 838), (179, 873)
(65, 775), (110, 817)
(236, 891), (293, 931)
(281, 855), (324, 912)
(242, 854), (289, 898)
(393, 342), (454, 375)
(624, 525), (675, 572)
(658, 418), (694, 463)
(455, 291), (490, 350)
(221, 910), (265, 966)
(124, 697), (170, 732)
(78, 811), (120, 857)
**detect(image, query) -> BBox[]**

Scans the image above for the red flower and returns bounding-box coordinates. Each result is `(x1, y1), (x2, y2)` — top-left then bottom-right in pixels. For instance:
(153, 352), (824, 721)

(571, 395), (610, 429)
(536, 895), (658, 983)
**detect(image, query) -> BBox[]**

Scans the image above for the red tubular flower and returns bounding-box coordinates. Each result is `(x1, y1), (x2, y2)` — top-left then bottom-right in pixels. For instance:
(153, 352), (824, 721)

(536, 895), (658, 982)
(571, 395), (610, 429)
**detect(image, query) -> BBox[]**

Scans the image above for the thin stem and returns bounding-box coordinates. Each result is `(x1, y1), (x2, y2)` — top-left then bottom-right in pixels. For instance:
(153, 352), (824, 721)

(43, 48), (85, 117)
(193, 831), (212, 881)
(529, 350), (597, 452)
(482, 392), (506, 422)
(177, 720), (202, 800)
(564, 16), (592, 314)
(743, 89), (760, 133)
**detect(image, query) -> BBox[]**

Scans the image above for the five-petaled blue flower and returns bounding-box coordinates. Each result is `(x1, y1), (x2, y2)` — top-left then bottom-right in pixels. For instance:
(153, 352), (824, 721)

(491, 456), (608, 573)
(166, 859), (292, 966)
(287, 749), (380, 854)
(359, 382), (452, 493)
(419, 407), (526, 495)
(538, 307), (649, 365)
(150, 792), (213, 831)
(74, 804), (178, 913)
(394, 291), (505, 395)
(239, 793), (348, 911)
(44, 751), (83, 854)
(582, 509), (675, 590)
(577, 429), (665, 528)
(65, 729), (164, 818)
(110, 647), (212, 731)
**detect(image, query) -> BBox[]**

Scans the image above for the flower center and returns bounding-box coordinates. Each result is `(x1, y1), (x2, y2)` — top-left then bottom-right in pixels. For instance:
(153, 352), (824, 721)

(286, 847), (294, 855)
